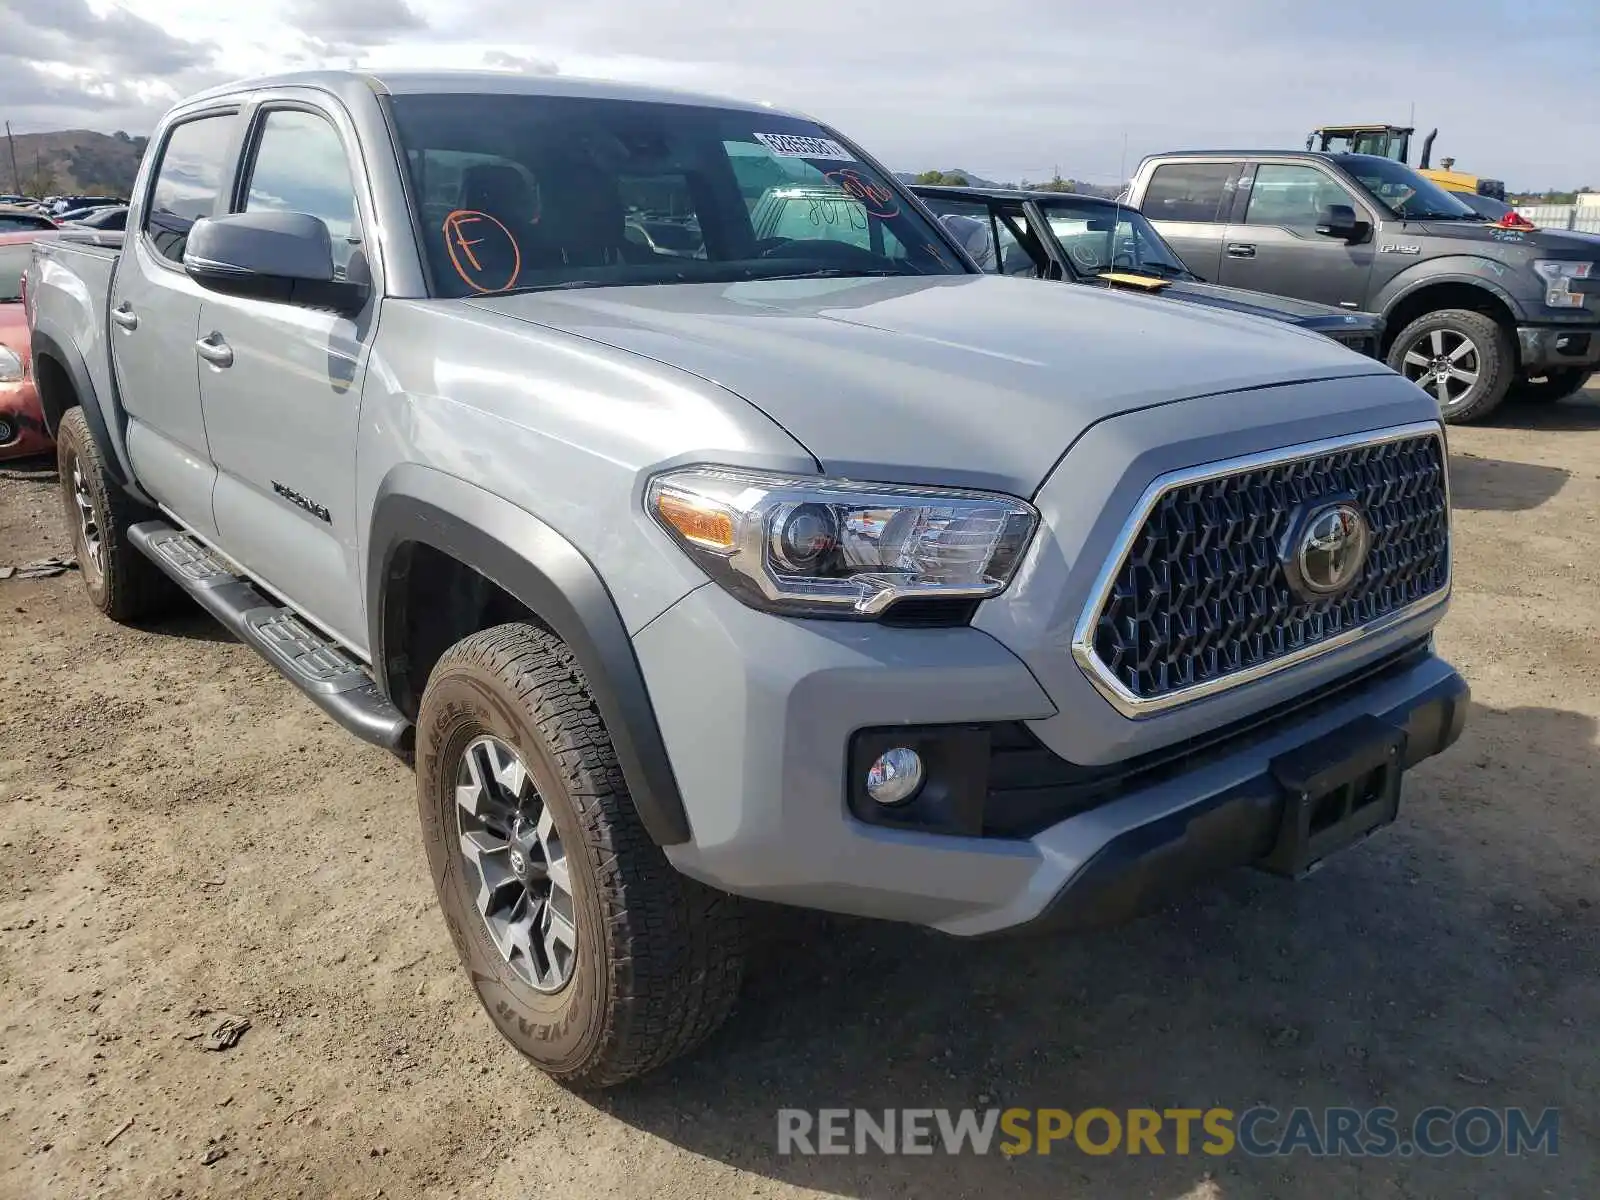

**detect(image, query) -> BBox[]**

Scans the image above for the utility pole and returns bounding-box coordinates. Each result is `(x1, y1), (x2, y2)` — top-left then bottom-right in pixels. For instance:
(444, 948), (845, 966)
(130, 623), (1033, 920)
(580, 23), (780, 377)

(5, 122), (20, 196)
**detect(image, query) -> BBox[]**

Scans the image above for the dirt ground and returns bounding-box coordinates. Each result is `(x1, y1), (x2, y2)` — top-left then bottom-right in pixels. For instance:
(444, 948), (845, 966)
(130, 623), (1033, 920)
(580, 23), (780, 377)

(3, 387), (1599, 1200)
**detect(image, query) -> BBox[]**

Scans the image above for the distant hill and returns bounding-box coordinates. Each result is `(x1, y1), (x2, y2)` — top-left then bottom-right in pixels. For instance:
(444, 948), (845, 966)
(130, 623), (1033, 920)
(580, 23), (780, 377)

(2, 130), (148, 199)
(897, 169), (1004, 189)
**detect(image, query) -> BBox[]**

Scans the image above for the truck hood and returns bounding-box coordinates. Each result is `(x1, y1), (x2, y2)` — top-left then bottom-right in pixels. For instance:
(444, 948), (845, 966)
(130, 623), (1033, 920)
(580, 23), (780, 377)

(465, 274), (1391, 495)
(1407, 220), (1600, 255)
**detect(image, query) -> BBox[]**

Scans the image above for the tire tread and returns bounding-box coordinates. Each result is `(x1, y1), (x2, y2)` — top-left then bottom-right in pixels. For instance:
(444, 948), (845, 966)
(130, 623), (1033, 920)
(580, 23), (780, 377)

(427, 623), (743, 1087)
(56, 408), (181, 622)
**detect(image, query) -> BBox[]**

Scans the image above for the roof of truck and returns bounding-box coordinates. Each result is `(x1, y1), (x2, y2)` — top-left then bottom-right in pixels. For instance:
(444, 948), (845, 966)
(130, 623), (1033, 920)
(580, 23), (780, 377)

(182, 69), (787, 118)
(911, 184), (1125, 207)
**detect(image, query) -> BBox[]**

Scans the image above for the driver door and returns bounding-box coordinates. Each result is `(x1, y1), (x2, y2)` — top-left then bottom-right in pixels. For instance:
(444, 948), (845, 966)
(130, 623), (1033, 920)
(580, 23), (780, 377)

(195, 101), (379, 650)
(1218, 162), (1377, 310)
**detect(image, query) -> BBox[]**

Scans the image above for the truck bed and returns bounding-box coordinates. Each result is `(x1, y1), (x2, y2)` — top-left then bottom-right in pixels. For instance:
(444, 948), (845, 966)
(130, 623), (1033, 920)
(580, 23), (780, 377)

(26, 233), (122, 446)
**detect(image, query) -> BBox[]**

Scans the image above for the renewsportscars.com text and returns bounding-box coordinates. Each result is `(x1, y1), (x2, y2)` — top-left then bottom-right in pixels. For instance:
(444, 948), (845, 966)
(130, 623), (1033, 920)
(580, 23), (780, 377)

(777, 1106), (1559, 1158)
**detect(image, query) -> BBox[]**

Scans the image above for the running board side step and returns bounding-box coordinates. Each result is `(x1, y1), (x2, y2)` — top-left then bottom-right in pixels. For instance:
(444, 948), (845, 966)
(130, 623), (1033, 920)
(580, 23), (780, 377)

(129, 521), (413, 754)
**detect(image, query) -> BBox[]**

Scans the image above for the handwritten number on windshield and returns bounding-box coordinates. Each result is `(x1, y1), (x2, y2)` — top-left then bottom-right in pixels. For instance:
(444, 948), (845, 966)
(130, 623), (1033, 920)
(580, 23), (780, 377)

(824, 169), (900, 220)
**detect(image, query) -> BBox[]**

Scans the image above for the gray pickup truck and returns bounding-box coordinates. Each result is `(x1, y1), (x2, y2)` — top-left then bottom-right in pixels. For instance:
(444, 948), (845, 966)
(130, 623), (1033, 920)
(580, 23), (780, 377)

(1128, 150), (1600, 423)
(27, 70), (1467, 1087)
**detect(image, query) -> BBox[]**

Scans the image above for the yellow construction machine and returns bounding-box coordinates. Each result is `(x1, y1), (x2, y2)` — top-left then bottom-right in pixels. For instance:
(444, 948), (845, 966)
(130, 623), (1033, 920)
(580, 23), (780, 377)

(1306, 124), (1506, 200)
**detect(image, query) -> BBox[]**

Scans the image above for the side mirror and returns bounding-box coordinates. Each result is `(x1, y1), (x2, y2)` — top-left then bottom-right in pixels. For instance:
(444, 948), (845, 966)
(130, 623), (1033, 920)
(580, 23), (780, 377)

(1315, 203), (1367, 244)
(184, 212), (368, 315)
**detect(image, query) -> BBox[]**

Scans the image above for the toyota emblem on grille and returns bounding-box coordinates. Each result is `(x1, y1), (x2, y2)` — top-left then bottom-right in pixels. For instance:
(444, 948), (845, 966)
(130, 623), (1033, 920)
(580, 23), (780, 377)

(1286, 501), (1371, 600)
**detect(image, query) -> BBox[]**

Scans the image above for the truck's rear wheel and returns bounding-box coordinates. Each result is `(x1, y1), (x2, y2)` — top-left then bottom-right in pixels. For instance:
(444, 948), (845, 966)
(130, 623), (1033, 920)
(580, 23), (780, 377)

(55, 408), (182, 622)
(416, 622), (743, 1088)
(1510, 367), (1590, 404)
(1388, 309), (1514, 424)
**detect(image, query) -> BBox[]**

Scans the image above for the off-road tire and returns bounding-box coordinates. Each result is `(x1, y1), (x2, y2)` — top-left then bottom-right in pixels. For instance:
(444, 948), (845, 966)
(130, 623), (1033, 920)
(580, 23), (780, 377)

(416, 622), (743, 1088)
(55, 408), (182, 622)
(1386, 308), (1515, 425)
(1509, 367), (1591, 404)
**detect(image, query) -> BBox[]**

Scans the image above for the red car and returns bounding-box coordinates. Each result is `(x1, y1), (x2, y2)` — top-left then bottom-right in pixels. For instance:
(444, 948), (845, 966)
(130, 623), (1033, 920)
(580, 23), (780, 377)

(0, 230), (58, 459)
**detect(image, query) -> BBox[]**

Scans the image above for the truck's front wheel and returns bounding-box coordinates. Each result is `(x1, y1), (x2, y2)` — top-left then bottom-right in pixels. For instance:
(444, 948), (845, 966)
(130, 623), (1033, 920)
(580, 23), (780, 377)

(1387, 309), (1514, 424)
(55, 408), (181, 622)
(415, 623), (743, 1088)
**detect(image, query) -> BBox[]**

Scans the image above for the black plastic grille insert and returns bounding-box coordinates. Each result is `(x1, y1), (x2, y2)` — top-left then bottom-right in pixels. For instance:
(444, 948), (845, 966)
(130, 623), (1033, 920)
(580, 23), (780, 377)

(1089, 433), (1448, 703)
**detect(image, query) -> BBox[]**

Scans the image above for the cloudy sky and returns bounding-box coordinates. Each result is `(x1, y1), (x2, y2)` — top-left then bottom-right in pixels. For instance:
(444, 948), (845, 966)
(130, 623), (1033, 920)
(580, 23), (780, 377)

(2, 0), (1596, 189)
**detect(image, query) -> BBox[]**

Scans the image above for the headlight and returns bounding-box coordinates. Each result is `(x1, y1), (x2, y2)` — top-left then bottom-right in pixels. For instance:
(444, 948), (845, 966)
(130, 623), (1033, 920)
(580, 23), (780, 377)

(1533, 259), (1594, 309)
(0, 345), (22, 384)
(647, 467), (1038, 618)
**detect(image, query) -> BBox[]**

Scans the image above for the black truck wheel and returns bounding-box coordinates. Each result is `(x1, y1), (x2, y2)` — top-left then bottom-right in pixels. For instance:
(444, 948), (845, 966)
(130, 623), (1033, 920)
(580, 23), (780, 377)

(1388, 309), (1514, 424)
(1509, 367), (1591, 404)
(55, 408), (182, 622)
(415, 622), (743, 1088)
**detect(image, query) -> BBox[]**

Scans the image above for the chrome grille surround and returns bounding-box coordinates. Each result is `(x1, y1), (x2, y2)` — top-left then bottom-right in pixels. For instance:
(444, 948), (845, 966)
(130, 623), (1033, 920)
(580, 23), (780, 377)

(1071, 422), (1451, 718)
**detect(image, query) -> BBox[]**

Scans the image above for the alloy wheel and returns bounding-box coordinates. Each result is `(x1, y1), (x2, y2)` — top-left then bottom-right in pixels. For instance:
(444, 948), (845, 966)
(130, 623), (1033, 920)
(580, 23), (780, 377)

(70, 455), (104, 580)
(454, 734), (578, 993)
(1400, 327), (1482, 412)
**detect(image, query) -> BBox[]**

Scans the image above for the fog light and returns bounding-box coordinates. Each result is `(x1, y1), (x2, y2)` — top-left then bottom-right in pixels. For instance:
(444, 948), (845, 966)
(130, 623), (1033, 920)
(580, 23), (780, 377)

(865, 747), (924, 806)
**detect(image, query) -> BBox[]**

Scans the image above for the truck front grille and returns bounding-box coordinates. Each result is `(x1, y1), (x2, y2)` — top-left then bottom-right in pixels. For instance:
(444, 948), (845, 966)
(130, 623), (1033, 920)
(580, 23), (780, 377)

(1074, 425), (1449, 715)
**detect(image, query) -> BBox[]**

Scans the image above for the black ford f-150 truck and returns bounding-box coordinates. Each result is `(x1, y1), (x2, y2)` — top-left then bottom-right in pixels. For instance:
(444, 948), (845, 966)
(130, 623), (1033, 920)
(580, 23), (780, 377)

(1128, 150), (1600, 422)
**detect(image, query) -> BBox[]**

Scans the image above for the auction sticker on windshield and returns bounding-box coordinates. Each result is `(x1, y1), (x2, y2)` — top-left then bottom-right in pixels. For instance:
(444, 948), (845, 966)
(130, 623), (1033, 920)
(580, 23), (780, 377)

(753, 133), (854, 161)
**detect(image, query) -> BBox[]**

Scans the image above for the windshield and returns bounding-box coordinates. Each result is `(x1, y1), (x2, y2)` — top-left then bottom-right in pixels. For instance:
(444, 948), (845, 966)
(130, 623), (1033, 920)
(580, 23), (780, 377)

(390, 94), (966, 297)
(0, 243), (32, 302)
(1454, 192), (1515, 221)
(1036, 198), (1191, 278)
(1336, 155), (1481, 221)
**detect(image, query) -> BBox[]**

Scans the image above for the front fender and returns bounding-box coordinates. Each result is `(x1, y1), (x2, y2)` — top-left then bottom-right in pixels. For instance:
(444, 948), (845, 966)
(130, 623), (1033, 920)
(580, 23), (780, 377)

(367, 463), (693, 846)
(1373, 257), (1534, 323)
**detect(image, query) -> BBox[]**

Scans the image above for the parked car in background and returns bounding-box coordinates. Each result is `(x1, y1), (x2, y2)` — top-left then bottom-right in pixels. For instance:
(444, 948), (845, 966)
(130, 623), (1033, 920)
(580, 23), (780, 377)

(1451, 192), (1537, 227)
(47, 196), (123, 217)
(64, 206), (129, 232)
(30, 68), (1465, 1088)
(0, 206), (58, 233)
(913, 185), (1384, 357)
(1128, 151), (1600, 421)
(0, 230), (59, 458)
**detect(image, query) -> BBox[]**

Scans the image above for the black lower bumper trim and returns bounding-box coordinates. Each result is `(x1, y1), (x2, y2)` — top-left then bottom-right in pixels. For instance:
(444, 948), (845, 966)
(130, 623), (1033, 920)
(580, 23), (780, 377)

(1006, 666), (1469, 937)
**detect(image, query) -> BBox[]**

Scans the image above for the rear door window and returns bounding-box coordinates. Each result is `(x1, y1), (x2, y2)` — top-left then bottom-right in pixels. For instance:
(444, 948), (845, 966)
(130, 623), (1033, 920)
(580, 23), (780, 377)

(1142, 163), (1237, 222)
(144, 113), (237, 263)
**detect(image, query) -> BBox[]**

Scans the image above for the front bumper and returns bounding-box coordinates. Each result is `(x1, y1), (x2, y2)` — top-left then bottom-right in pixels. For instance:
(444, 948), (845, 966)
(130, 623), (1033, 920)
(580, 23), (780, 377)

(1516, 322), (1600, 372)
(637, 583), (1468, 936)
(0, 380), (51, 460)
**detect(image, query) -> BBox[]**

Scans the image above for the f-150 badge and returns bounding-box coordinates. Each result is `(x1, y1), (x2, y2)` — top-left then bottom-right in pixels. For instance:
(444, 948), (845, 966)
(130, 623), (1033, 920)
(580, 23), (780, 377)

(1380, 244), (1422, 255)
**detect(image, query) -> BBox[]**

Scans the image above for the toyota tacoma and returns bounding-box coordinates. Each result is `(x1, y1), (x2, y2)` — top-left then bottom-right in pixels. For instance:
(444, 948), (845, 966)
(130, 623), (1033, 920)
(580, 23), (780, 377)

(27, 70), (1467, 1087)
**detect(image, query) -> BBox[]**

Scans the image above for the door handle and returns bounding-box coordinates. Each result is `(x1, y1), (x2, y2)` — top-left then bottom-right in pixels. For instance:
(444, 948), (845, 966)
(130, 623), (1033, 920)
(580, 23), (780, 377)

(110, 302), (138, 331)
(195, 332), (234, 369)
(1226, 243), (1257, 259)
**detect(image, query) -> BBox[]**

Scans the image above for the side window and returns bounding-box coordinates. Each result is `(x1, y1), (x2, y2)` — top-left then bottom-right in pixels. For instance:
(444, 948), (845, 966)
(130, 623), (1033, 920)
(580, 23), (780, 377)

(145, 113), (237, 263)
(243, 110), (361, 278)
(1245, 164), (1360, 230)
(919, 197), (1001, 272)
(1142, 162), (1236, 223)
(993, 207), (1043, 277)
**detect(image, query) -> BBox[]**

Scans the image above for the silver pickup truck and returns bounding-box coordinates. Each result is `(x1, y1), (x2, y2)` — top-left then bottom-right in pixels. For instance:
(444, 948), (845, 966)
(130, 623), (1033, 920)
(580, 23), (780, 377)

(27, 70), (1467, 1087)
